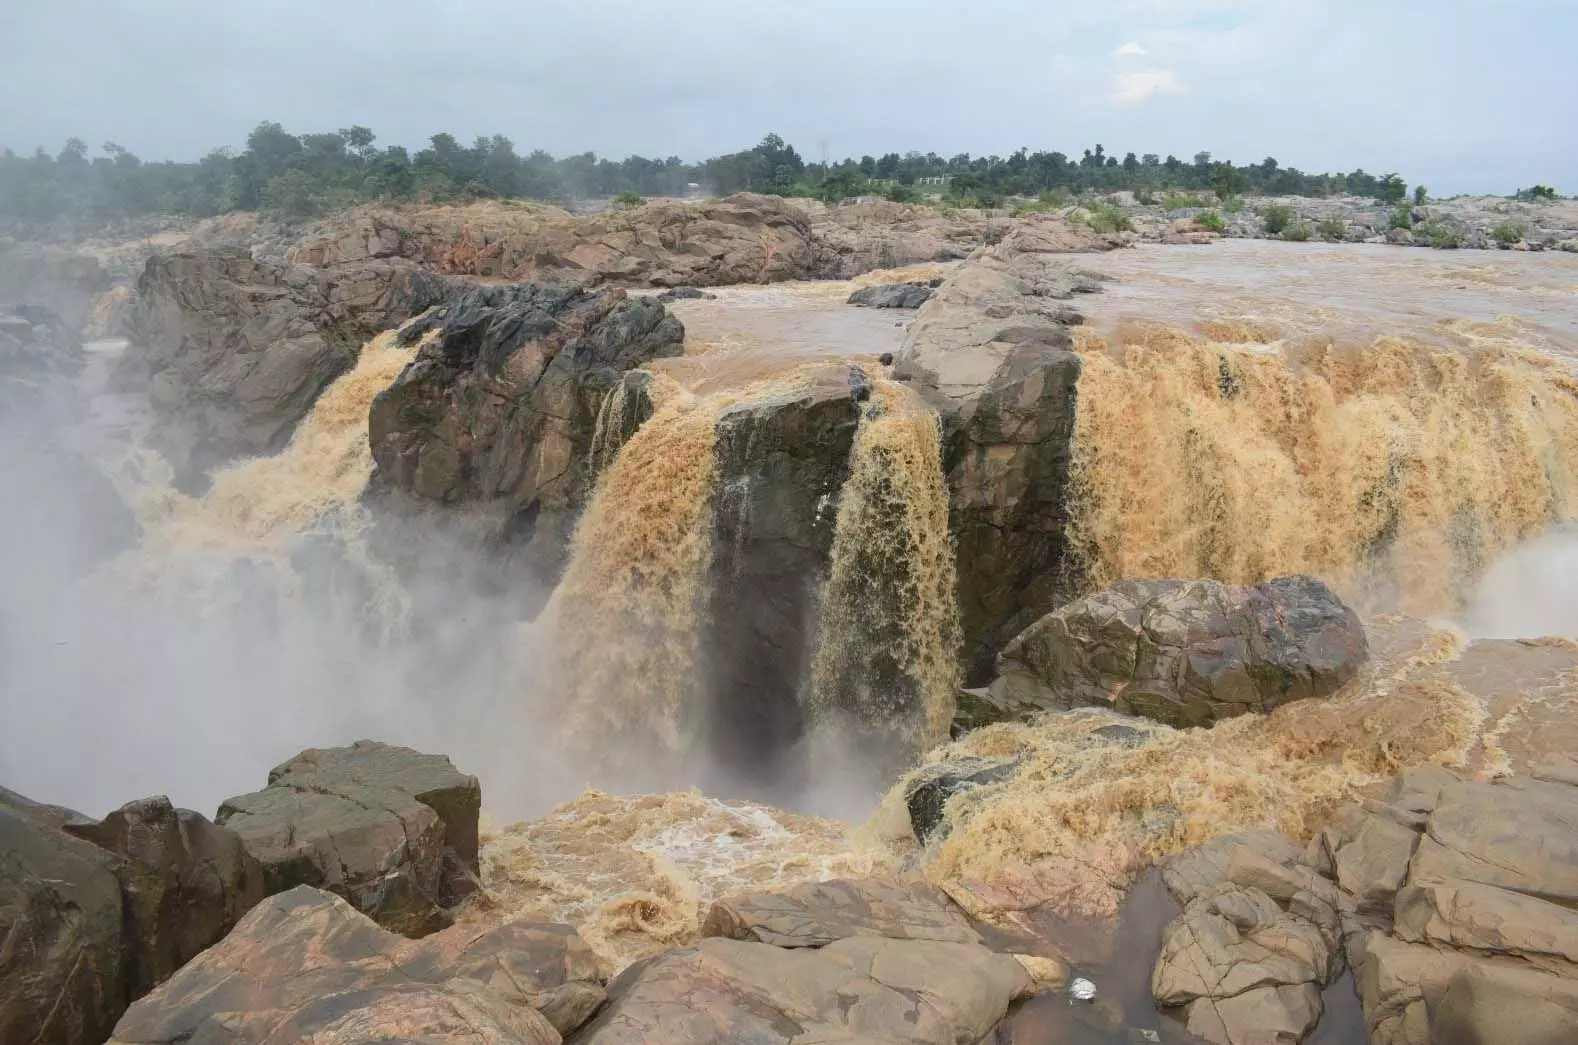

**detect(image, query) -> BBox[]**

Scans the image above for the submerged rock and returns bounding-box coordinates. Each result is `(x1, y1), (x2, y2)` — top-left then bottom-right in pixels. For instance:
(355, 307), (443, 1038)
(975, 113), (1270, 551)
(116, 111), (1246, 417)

(655, 285), (716, 302)
(368, 282), (684, 595)
(904, 755), (1020, 841)
(128, 247), (456, 487)
(108, 886), (600, 1044)
(215, 741), (481, 937)
(990, 575), (1367, 727)
(847, 281), (934, 309)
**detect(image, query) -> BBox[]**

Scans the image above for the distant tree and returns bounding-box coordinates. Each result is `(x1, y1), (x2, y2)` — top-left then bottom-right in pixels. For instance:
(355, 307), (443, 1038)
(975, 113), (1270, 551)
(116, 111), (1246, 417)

(1413, 184), (1428, 205)
(1378, 173), (1408, 204)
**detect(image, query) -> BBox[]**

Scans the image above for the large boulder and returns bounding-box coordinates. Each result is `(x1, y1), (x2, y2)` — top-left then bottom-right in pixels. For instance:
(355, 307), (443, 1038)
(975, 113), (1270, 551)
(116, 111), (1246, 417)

(288, 193), (833, 287)
(126, 247), (456, 486)
(577, 935), (1030, 1045)
(0, 304), (84, 416)
(894, 218), (1114, 680)
(108, 885), (602, 1044)
(989, 575), (1367, 727)
(0, 789), (126, 1045)
(367, 283), (684, 595)
(848, 281), (935, 309)
(62, 797), (266, 998)
(215, 741), (480, 937)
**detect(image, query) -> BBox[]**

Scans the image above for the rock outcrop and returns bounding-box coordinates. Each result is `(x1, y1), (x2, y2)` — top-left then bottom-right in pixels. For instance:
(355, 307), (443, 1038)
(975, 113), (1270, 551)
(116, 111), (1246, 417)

(0, 788), (127, 1045)
(989, 575), (1368, 727)
(108, 886), (603, 1044)
(701, 366), (864, 787)
(367, 283), (685, 595)
(702, 876), (984, 949)
(0, 238), (111, 331)
(0, 304), (84, 414)
(795, 198), (1010, 275)
(83, 285), (137, 340)
(288, 194), (833, 287)
(1152, 762), (1578, 1044)
(215, 741), (481, 937)
(127, 247), (456, 486)
(895, 215), (1118, 679)
(579, 935), (1030, 1045)
(848, 280), (936, 309)
(61, 797), (266, 999)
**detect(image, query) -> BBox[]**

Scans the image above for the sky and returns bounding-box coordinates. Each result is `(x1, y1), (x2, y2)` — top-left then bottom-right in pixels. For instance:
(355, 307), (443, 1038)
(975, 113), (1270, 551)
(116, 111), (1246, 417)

(0, 0), (1572, 196)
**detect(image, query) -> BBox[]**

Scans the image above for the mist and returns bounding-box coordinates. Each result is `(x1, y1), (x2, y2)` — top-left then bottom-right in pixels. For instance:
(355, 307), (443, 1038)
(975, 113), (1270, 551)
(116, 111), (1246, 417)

(1458, 529), (1578, 642)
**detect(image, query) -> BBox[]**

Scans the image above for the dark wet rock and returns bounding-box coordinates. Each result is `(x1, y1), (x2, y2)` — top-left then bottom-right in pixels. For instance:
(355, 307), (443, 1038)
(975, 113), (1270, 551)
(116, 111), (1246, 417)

(62, 797), (266, 998)
(0, 238), (111, 331)
(108, 885), (599, 1044)
(0, 787), (126, 1045)
(367, 282), (683, 597)
(215, 741), (480, 936)
(702, 365), (862, 788)
(847, 281), (934, 309)
(128, 247), (456, 486)
(655, 285), (716, 302)
(701, 875), (982, 948)
(577, 935), (1029, 1045)
(904, 755), (1019, 841)
(990, 575), (1367, 727)
(0, 304), (84, 415)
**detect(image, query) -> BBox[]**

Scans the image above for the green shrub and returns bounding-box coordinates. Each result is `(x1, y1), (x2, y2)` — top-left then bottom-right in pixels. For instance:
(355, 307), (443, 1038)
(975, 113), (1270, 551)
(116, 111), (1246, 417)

(1413, 185), (1428, 205)
(1261, 204), (1294, 235)
(1136, 186), (1157, 206)
(883, 182), (920, 204)
(1013, 199), (1058, 216)
(1492, 221), (1526, 245)
(1389, 203), (1414, 230)
(1419, 221), (1462, 249)
(1282, 222), (1311, 242)
(1086, 204), (1134, 234)
(1317, 217), (1347, 241)
(1162, 192), (1198, 211)
(613, 189), (645, 208)
(1520, 185), (1559, 201)
(1223, 196), (1245, 214)
(1196, 210), (1225, 233)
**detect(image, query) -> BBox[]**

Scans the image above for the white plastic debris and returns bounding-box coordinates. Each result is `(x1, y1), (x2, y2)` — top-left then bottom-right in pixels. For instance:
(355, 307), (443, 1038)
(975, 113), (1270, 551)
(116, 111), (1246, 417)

(1068, 977), (1097, 1001)
(1137, 1031), (1161, 1043)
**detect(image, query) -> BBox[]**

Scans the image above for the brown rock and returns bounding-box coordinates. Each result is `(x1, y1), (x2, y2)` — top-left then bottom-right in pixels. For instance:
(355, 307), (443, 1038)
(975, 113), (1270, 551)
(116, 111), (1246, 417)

(216, 741), (480, 936)
(0, 789), (126, 1045)
(128, 248), (456, 485)
(367, 282), (684, 595)
(579, 935), (1029, 1045)
(63, 796), (266, 997)
(1184, 982), (1322, 1045)
(108, 885), (597, 1044)
(1408, 778), (1578, 902)
(1395, 880), (1578, 975)
(991, 575), (1367, 727)
(1152, 886), (1330, 1009)
(701, 875), (983, 948)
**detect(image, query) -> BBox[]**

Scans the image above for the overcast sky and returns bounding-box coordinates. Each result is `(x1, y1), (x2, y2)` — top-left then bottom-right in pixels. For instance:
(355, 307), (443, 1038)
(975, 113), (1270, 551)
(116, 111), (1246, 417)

(1, 0), (1572, 195)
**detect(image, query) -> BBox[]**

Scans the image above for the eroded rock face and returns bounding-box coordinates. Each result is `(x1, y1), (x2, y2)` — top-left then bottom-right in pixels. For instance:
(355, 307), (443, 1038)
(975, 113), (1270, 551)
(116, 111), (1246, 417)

(367, 283), (684, 595)
(702, 367), (863, 788)
(579, 935), (1030, 1045)
(991, 575), (1367, 727)
(215, 741), (481, 937)
(63, 797), (266, 998)
(288, 193), (831, 287)
(127, 247), (456, 486)
(0, 788), (126, 1045)
(108, 886), (601, 1044)
(0, 304), (84, 415)
(895, 217), (1115, 680)
(0, 238), (111, 331)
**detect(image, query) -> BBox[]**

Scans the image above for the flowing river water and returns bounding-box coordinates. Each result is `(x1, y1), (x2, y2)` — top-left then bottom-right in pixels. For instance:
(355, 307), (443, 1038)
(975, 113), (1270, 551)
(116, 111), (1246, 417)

(3, 242), (1577, 1040)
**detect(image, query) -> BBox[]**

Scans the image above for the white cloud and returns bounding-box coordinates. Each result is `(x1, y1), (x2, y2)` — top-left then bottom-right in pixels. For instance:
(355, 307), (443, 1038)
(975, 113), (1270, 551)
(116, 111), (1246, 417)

(1112, 68), (1186, 105)
(1112, 41), (1149, 58)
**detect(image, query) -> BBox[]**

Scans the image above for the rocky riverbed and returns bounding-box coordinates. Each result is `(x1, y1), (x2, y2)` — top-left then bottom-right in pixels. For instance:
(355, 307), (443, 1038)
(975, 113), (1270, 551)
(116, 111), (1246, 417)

(2, 201), (1577, 1044)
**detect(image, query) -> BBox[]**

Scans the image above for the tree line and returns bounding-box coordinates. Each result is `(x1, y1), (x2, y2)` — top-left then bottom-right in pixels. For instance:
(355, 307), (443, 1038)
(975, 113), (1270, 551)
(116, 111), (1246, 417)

(1, 122), (1428, 230)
